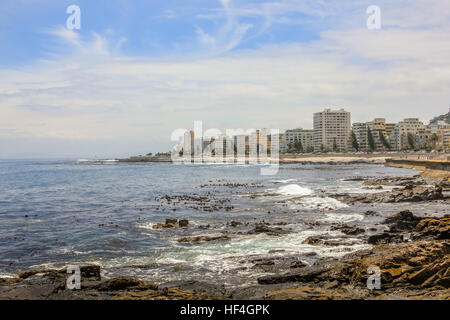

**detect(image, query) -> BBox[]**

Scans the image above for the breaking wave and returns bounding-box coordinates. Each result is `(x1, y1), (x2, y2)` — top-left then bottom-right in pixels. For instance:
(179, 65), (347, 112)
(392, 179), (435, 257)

(276, 184), (314, 196)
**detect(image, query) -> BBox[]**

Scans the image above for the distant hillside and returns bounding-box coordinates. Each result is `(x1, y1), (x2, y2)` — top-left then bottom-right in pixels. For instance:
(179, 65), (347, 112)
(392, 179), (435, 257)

(429, 109), (450, 125)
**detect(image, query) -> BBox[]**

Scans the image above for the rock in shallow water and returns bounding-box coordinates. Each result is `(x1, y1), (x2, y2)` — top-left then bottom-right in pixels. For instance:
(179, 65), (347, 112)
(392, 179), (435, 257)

(177, 235), (231, 243)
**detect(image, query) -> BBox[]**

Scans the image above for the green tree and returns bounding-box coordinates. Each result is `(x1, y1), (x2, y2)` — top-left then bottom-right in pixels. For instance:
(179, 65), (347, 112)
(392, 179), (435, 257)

(287, 143), (296, 153)
(351, 131), (359, 151)
(378, 131), (391, 150)
(294, 139), (303, 153)
(430, 133), (439, 149)
(367, 128), (376, 152)
(332, 138), (338, 152)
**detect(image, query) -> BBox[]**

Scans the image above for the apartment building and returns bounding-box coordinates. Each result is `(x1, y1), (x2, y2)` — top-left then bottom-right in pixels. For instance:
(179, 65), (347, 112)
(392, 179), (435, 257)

(213, 136), (225, 161)
(367, 118), (396, 151)
(285, 128), (314, 152)
(444, 128), (450, 148)
(183, 130), (194, 158)
(193, 137), (204, 160)
(259, 128), (269, 158)
(392, 118), (425, 150)
(352, 122), (368, 151)
(248, 129), (271, 158)
(235, 135), (248, 158)
(270, 133), (286, 154)
(313, 108), (351, 151)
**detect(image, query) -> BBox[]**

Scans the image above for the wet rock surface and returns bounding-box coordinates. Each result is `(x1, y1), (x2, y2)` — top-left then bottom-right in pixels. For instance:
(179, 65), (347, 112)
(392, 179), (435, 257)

(177, 235), (231, 243)
(0, 266), (214, 300)
(244, 224), (291, 236)
(334, 176), (447, 205)
(3, 207), (449, 300)
(367, 209), (449, 244)
(2, 173), (449, 300)
(252, 240), (449, 300)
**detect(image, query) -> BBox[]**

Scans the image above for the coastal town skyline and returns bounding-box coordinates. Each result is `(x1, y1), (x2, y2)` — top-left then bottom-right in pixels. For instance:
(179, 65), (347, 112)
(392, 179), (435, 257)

(174, 108), (449, 162)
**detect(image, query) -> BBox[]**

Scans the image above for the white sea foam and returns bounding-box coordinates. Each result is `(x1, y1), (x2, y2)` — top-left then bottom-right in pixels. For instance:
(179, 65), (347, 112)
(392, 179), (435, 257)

(320, 213), (365, 223)
(299, 196), (349, 210)
(276, 184), (314, 196)
(77, 159), (118, 163)
(135, 222), (157, 230)
(271, 179), (298, 184)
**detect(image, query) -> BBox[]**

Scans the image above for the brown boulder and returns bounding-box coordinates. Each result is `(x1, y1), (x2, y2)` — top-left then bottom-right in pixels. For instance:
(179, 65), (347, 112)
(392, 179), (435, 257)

(414, 217), (450, 240)
(247, 224), (290, 236)
(18, 265), (101, 281)
(153, 218), (178, 229)
(96, 276), (157, 291)
(178, 219), (189, 228)
(383, 210), (421, 232)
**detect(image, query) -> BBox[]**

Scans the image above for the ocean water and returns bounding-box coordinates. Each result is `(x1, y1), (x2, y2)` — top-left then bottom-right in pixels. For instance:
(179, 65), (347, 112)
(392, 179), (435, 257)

(0, 159), (436, 285)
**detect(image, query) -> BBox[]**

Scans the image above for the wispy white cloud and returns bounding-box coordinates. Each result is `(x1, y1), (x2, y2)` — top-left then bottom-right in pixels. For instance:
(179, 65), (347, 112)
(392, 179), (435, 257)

(193, 0), (254, 56)
(42, 26), (127, 58)
(1, 0), (450, 158)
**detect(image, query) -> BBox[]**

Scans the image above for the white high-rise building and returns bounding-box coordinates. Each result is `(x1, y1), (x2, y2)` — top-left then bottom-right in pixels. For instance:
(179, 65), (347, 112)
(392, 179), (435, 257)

(259, 128), (269, 159)
(235, 135), (247, 162)
(249, 131), (258, 160)
(193, 137), (203, 161)
(271, 133), (286, 154)
(313, 108), (351, 151)
(214, 136), (225, 162)
(183, 130), (194, 160)
(225, 136), (234, 163)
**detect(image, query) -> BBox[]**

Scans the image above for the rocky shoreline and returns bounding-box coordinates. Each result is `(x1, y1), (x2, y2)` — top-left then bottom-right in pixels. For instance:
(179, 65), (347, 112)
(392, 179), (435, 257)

(0, 209), (448, 300)
(118, 154), (391, 164)
(1, 171), (449, 300)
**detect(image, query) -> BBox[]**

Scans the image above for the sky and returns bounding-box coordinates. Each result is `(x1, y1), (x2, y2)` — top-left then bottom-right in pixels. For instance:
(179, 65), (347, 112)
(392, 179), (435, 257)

(0, 0), (449, 158)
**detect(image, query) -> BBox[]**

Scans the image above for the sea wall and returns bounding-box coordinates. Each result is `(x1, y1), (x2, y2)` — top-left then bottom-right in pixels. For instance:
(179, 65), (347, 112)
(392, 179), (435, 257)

(386, 158), (450, 172)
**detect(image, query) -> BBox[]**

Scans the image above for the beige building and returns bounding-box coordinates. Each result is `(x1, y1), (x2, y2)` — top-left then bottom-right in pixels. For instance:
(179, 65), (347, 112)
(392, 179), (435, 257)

(313, 108), (351, 151)
(367, 118), (396, 151)
(444, 128), (450, 149)
(183, 130), (194, 159)
(392, 118), (425, 150)
(285, 128), (314, 152)
(249, 129), (271, 159)
(425, 127), (450, 150)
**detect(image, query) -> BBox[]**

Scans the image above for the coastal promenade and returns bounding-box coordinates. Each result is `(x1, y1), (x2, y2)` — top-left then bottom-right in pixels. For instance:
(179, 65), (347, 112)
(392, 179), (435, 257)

(119, 153), (443, 165)
(386, 154), (450, 172)
(119, 153), (392, 164)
